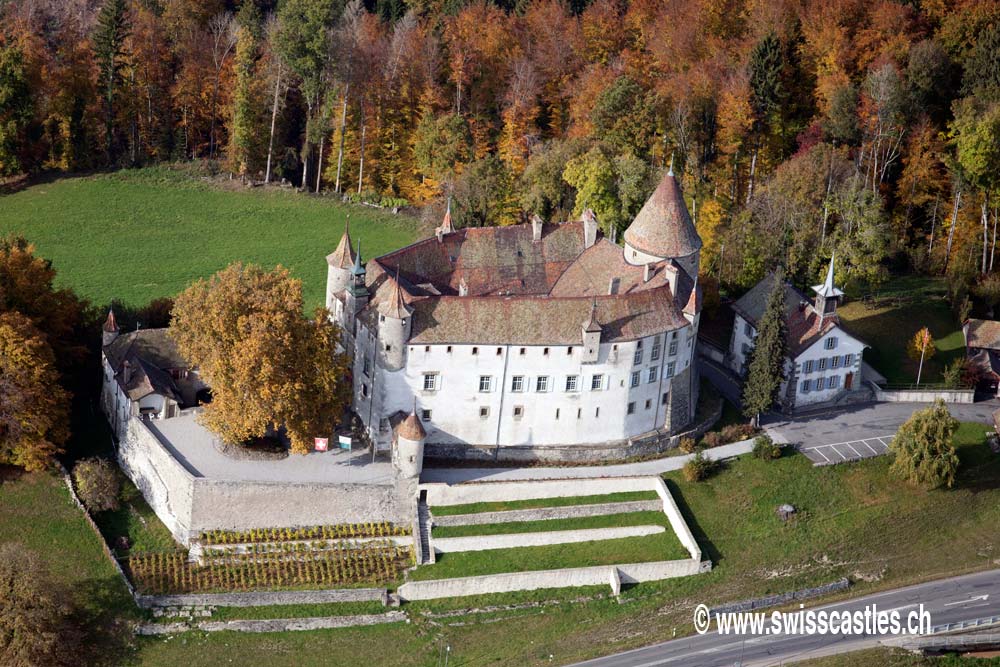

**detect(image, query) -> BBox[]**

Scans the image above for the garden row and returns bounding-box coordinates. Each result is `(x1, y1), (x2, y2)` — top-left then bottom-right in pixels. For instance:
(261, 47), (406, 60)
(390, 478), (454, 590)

(126, 543), (414, 595)
(197, 522), (410, 545)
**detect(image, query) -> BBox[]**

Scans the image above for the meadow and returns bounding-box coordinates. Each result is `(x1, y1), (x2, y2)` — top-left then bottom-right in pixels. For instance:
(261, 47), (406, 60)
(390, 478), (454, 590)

(0, 166), (423, 309)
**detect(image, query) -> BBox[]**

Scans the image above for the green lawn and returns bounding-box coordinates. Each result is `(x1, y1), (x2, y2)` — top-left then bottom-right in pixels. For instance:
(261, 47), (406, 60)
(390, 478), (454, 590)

(796, 648), (1000, 666)
(92, 478), (182, 557)
(838, 276), (964, 384)
(203, 600), (388, 622)
(432, 510), (673, 538)
(0, 166), (422, 309)
(409, 530), (690, 581)
(430, 490), (660, 516)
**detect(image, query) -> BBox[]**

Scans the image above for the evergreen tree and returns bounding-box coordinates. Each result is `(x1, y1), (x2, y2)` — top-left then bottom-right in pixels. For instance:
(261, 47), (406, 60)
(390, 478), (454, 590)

(742, 269), (788, 427)
(0, 45), (32, 176)
(93, 0), (130, 162)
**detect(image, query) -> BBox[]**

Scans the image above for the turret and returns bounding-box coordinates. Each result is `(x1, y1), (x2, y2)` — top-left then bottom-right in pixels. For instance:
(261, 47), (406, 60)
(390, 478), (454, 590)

(326, 218), (356, 311)
(436, 198), (455, 242)
(811, 254), (843, 323)
(623, 160), (702, 275)
(393, 405), (426, 479)
(582, 209), (598, 249)
(378, 270), (413, 371)
(102, 308), (119, 347)
(531, 213), (543, 242)
(581, 300), (602, 363)
(343, 241), (369, 335)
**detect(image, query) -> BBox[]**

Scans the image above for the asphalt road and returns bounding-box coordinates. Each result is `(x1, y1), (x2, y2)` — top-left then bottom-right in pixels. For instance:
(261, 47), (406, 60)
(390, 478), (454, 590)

(765, 400), (1000, 449)
(567, 568), (1000, 667)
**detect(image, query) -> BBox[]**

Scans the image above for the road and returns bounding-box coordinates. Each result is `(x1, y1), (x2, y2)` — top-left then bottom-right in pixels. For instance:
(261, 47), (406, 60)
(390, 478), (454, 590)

(567, 568), (1000, 667)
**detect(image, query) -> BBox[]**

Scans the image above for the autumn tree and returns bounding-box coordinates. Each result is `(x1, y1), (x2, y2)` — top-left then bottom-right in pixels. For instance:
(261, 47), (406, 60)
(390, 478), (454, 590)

(413, 112), (472, 192)
(170, 263), (352, 453)
(0, 543), (82, 667)
(228, 2), (264, 177)
(0, 45), (32, 175)
(889, 400), (960, 489)
(0, 312), (69, 471)
(952, 99), (1000, 274)
(907, 326), (936, 385)
(72, 457), (121, 512)
(742, 268), (788, 427)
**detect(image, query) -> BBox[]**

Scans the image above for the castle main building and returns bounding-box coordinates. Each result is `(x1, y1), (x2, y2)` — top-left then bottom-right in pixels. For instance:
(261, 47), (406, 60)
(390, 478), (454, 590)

(327, 167), (703, 465)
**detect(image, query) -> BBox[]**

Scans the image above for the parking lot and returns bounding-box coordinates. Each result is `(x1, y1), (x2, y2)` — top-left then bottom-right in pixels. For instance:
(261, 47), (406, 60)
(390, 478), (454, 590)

(798, 434), (895, 466)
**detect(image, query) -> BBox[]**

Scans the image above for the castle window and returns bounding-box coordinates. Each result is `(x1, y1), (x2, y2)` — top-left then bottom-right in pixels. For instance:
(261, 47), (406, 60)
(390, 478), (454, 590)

(744, 322), (752, 337)
(662, 391), (669, 405)
(645, 399), (652, 410)
(565, 375), (579, 392)
(591, 374), (604, 390)
(479, 406), (489, 418)
(801, 379), (811, 393)
(828, 375), (840, 390)
(496, 347), (503, 356)
(422, 373), (439, 392)
(577, 408), (582, 419)
(421, 409), (432, 421)
(647, 367), (658, 383)
(472, 347), (479, 355)
(832, 356), (841, 369)
(595, 407), (600, 418)
(361, 383), (369, 398)
(651, 339), (661, 361)
(815, 375), (824, 389)
(844, 353), (853, 366)
(424, 345), (430, 352)
(479, 376), (492, 392)
(630, 371), (640, 388)
(818, 358), (827, 371)
(567, 347), (573, 355)
(555, 408), (560, 419)
(447, 345), (452, 353)
(803, 359), (814, 373)
(363, 357), (371, 377)
(519, 347), (526, 355)
(385, 344), (392, 352)
(536, 376), (549, 392)
(633, 343), (643, 365)
(825, 337), (838, 350)
(511, 375), (525, 392)
(627, 402), (636, 415)
(543, 347), (550, 356)
(668, 341), (678, 356)
(513, 406), (524, 419)
(666, 362), (675, 377)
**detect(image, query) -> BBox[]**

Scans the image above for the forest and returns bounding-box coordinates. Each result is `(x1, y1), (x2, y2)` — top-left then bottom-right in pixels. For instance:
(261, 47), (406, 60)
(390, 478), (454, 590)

(2, 0), (1000, 300)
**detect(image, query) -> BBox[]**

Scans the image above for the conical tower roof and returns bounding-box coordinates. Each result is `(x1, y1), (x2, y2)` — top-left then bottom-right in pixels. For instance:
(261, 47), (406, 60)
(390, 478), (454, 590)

(437, 198), (454, 235)
(379, 270), (413, 320)
(583, 299), (602, 333)
(397, 405), (426, 440)
(326, 218), (356, 269)
(623, 167), (701, 260)
(103, 307), (119, 333)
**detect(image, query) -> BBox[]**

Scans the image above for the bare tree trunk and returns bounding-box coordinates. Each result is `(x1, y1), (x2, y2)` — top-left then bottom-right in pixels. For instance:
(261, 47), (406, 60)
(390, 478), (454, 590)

(210, 70), (221, 159)
(335, 84), (349, 193)
(264, 63), (282, 184)
(315, 132), (325, 193)
(990, 207), (997, 272)
(928, 195), (939, 259)
(944, 186), (962, 273)
(821, 149), (834, 244)
(356, 107), (366, 195)
(746, 136), (758, 205)
(983, 193), (991, 275)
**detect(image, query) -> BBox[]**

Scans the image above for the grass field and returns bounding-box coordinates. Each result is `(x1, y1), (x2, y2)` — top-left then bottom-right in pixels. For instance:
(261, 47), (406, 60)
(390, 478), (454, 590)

(0, 166), (422, 309)
(796, 648), (1000, 666)
(431, 510), (675, 538)
(839, 276), (964, 384)
(429, 490), (660, 516)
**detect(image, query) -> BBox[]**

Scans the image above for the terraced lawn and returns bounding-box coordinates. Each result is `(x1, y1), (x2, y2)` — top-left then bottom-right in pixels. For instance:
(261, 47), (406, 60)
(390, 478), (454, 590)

(432, 510), (673, 538)
(430, 490), (660, 516)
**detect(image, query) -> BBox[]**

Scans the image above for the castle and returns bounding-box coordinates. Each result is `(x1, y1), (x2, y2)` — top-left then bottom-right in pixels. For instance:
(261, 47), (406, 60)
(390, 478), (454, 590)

(327, 166), (704, 469)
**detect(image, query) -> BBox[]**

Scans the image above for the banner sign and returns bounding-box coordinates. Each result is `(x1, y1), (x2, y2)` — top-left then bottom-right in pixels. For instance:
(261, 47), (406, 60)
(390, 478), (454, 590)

(314, 437), (329, 452)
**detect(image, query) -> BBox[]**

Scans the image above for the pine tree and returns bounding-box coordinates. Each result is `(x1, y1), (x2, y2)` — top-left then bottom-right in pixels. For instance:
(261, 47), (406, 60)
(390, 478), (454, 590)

(93, 0), (130, 162)
(0, 45), (32, 176)
(742, 268), (789, 427)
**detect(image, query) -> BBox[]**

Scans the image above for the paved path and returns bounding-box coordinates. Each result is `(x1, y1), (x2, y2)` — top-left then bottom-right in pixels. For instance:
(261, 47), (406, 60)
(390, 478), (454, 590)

(566, 568), (1000, 667)
(420, 439), (756, 484)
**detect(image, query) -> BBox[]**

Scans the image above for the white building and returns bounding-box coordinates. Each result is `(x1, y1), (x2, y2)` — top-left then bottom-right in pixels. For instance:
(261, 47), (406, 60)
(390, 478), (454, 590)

(99, 310), (207, 439)
(327, 167), (705, 462)
(728, 258), (868, 409)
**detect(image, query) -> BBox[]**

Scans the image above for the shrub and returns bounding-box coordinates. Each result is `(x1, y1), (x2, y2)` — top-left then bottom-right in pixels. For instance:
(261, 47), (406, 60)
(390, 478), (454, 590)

(752, 434), (782, 460)
(889, 400), (959, 489)
(700, 431), (723, 448)
(678, 437), (698, 454)
(720, 423), (756, 443)
(72, 457), (121, 512)
(682, 451), (717, 482)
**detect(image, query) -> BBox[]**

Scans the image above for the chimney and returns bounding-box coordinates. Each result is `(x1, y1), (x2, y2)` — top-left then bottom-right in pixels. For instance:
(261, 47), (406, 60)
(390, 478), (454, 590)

(643, 263), (652, 282)
(531, 214), (543, 242)
(458, 277), (468, 297)
(582, 209), (598, 249)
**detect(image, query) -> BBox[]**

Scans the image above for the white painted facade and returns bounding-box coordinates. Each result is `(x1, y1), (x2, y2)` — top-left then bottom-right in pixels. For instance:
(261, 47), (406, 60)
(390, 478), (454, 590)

(351, 328), (696, 448)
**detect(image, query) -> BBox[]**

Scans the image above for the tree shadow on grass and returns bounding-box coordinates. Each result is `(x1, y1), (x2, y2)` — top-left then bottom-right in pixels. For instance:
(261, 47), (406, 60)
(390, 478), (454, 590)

(951, 442), (1000, 494)
(72, 575), (141, 667)
(662, 478), (721, 568)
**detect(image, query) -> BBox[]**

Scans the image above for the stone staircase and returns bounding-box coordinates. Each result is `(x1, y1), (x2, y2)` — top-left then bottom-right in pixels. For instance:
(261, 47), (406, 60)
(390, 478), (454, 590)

(416, 498), (433, 564)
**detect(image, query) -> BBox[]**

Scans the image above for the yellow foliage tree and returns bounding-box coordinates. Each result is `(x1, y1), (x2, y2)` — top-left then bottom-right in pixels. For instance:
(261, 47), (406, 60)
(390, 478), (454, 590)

(170, 263), (352, 453)
(0, 312), (69, 471)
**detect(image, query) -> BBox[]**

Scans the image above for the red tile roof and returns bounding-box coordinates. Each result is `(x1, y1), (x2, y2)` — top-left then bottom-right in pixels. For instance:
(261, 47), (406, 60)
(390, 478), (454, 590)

(623, 170), (701, 260)
(965, 319), (1000, 350)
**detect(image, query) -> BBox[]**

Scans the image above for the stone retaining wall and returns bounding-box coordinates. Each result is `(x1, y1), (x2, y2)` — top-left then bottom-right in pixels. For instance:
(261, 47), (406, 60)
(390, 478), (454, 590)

(431, 500), (662, 526)
(709, 578), (850, 615)
(397, 558), (703, 601)
(136, 611), (406, 635)
(872, 388), (975, 404)
(432, 525), (665, 554)
(136, 587), (386, 609)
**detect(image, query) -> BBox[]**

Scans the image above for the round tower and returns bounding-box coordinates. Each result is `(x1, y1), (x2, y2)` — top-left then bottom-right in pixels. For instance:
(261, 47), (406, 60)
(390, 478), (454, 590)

(325, 219), (356, 310)
(394, 407), (426, 479)
(378, 270), (413, 371)
(622, 162), (702, 278)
